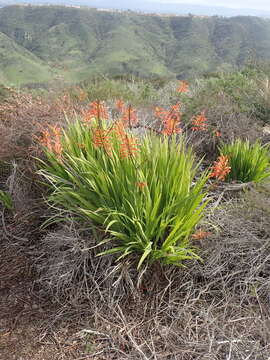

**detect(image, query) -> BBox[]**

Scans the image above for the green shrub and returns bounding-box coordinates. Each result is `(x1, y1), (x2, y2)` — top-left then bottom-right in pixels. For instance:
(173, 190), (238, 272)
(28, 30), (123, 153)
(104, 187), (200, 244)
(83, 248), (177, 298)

(220, 139), (270, 183)
(39, 119), (209, 268)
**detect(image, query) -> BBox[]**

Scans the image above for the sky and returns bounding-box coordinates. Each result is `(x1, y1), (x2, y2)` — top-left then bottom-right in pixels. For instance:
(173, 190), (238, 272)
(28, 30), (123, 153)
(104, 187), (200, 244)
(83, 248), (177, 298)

(147, 0), (270, 11)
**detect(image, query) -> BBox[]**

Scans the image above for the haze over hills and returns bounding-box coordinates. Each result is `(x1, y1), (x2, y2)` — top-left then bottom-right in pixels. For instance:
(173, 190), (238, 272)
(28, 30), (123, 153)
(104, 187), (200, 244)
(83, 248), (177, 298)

(1, 0), (270, 17)
(1, 5), (270, 85)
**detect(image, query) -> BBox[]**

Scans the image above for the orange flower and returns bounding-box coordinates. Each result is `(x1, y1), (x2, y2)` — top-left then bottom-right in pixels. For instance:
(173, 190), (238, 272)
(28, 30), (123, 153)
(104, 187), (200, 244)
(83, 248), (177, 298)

(82, 101), (109, 123)
(39, 125), (63, 159)
(113, 121), (126, 141)
(155, 106), (168, 119)
(113, 121), (140, 158)
(93, 128), (112, 155)
(120, 134), (140, 159)
(192, 229), (211, 240)
(191, 112), (207, 131)
(215, 130), (221, 137)
(136, 182), (147, 189)
(177, 81), (189, 93)
(209, 155), (231, 181)
(162, 104), (182, 136)
(115, 99), (125, 113)
(39, 129), (51, 150)
(120, 105), (138, 127)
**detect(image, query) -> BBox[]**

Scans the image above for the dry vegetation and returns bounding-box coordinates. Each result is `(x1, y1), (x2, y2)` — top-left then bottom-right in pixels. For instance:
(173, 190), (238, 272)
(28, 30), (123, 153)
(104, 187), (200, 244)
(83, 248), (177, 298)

(0, 77), (270, 360)
(0, 87), (81, 160)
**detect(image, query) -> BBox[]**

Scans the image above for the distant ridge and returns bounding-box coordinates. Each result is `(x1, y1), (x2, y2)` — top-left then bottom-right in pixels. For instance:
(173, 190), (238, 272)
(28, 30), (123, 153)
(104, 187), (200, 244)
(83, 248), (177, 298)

(0, 0), (270, 17)
(1, 5), (270, 85)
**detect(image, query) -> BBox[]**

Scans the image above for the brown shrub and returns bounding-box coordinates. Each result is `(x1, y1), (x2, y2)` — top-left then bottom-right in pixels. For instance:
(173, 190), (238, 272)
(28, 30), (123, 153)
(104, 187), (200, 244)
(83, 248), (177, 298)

(0, 89), (80, 161)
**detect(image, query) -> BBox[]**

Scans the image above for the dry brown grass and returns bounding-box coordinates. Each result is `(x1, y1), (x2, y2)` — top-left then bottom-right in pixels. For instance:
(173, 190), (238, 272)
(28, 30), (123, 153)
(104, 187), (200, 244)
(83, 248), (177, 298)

(190, 108), (265, 162)
(1, 195), (269, 359)
(31, 190), (270, 359)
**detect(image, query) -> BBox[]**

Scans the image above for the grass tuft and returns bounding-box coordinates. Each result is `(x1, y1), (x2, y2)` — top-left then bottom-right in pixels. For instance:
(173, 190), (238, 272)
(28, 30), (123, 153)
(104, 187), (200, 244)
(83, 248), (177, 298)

(220, 139), (270, 183)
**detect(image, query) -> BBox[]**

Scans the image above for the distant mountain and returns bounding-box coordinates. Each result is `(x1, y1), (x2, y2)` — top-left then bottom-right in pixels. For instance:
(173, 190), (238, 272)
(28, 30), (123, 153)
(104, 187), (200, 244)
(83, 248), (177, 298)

(1, 5), (270, 85)
(1, 0), (270, 17)
(70, 0), (270, 17)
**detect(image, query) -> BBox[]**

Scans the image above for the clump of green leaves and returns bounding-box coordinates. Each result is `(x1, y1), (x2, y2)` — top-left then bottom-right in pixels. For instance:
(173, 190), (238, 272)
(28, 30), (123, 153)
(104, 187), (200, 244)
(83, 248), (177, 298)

(39, 119), (209, 269)
(220, 139), (270, 183)
(0, 190), (13, 210)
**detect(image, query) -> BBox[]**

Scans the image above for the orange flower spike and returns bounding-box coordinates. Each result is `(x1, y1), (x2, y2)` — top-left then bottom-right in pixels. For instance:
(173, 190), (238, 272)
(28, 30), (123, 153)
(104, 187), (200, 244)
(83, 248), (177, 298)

(83, 101), (109, 123)
(39, 129), (49, 145)
(115, 99), (125, 113)
(121, 105), (138, 127)
(95, 101), (109, 120)
(53, 140), (63, 158)
(40, 125), (63, 158)
(82, 108), (90, 123)
(136, 182), (147, 189)
(209, 155), (231, 181)
(171, 103), (181, 112)
(120, 134), (140, 159)
(177, 80), (189, 93)
(191, 112), (208, 131)
(162, 104), (182, 136)
(155, 106), (168, 119)
(192, 229), (211, 240)
(50, 125), (62, 137)
(93, 128), (112, 155)
(113, 121), (126, 141)
(40, 130), (52, 152)
(50, 126), (63, 158)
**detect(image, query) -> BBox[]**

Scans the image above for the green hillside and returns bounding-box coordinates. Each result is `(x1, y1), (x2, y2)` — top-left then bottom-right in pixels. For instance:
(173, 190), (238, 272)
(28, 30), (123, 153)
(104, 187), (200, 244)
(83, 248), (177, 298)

(1, 5), (270, 85)
(0, 31), (55, 85)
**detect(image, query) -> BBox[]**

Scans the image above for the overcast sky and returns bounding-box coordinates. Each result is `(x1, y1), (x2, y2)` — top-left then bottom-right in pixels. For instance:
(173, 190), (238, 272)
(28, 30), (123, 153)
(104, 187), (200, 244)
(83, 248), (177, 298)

(147, 0), (270, 11)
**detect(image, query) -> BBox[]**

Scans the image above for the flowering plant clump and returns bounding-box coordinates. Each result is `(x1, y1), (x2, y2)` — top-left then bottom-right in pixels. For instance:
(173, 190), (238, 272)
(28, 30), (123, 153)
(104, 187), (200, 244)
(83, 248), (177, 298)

(39, 100), (210, 269)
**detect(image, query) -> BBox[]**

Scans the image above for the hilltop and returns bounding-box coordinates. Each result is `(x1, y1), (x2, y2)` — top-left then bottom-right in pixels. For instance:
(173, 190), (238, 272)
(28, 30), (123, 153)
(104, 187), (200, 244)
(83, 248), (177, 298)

(1, 5), (270, 85)
(1, 0), (270, 17)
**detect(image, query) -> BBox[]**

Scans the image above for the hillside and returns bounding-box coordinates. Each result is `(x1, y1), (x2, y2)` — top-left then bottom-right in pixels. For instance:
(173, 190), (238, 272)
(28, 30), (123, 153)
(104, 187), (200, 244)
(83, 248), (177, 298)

(1, 5), (270, 85)
(0, 31), (54, 85)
